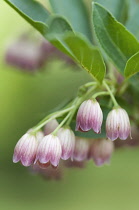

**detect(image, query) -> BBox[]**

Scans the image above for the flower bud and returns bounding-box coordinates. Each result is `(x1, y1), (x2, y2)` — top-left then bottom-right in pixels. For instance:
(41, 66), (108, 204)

(89, 139), (114, 166)
(73, 137), (89, 161)
(57, 127), (75, 160)
(76, 99), (103, 133)
(35, 134), (62, 167)
(44, 119), (59, 135)
(106, 108), (131, 141)
(13, 133), (38, 167)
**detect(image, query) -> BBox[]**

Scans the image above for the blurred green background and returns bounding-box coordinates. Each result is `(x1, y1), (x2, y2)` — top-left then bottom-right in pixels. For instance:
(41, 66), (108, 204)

(1, 1), (139, 210)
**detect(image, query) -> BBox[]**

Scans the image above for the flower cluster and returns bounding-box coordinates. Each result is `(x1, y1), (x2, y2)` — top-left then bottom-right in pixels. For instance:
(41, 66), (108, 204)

(13, 122), (88, 168)
(13, 119), (115, 174)
(12, 80), (131, 180)
(76, 99), (131, 141)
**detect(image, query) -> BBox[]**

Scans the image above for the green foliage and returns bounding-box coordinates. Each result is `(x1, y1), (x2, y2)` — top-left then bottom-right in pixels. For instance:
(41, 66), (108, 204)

(124, 51), (139, 78)
(92, 2), (139, 73)
(46, 16), (73, 35)
(4, 0), (139, 139)
(4, 0), (106, 83)
(94, 0), (129, 23)
(126, 0), (139, 40)
(48, 32), (106, 83)
(4, 0), (50, 34)
(46, 16), (106, 83)
(49, 0), (92, 41)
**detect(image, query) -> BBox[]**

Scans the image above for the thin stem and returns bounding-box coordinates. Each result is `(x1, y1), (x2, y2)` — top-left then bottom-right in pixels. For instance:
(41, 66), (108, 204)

(66, 97), (80, 125)
(52, 112), (71, 135)
(31, 84), (97, 133)
(103, 80), (119, 107)
(32, 106), (74, 133)
(83, 81), (97, 88)
(118, 81), (128, 96)
(66, 85), (97, 125)
(92, 91), (109, 99)
(82, 85), (97, 100)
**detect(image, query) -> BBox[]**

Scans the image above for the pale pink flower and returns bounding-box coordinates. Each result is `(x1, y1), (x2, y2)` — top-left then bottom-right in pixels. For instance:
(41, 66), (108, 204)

(106, 108), (131, 141)
(5, 36), (44, 71)
(57, 128), (75, 160)
(35, 134), (62, 167)
(76, 99), (103, 133)
(89, 139), (114, 166)
(13, 133), (38, 167)
(73, 137), (89, 161)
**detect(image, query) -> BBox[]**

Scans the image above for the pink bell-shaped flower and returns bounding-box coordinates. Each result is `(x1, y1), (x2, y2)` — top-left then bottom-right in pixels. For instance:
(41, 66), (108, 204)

(76, 99), (103, 133)
(73, 137), (89, 161)
(89, 139), (114, 166)
(106, 108), (131, 141)
(35, 134), (62, 167)
(13, 133), (38, 167)
(57, 127), (75, 160)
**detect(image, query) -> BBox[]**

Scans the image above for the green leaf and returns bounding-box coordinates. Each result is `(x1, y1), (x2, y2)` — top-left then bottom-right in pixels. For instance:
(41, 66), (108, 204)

(4, 0), (50, 34)
(48, 32), (106, 83)
(47, 15), (73, 36)
(124, 51), (139, 78)
(4, 0), (105, 82)
(4, 0), (73, 37)
(92, 2), (139, 73)
(126, 0), (139, 40)
(49, 0), (92, 41)
(94, 0), (128, 23)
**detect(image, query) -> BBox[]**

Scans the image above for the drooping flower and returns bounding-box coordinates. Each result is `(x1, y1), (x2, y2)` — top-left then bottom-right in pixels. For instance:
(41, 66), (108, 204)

(73, 137), (89, 161)
(106, 108), (131, 141)
(5, 35), (44, 71)
(76, 99), (103, 133)
(89, 139), (114, 166)
(35, 134), (62, 167)
(57, 127), (75, 160)
(13, 133), (38, 167)
(44, 119), (59, 135)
